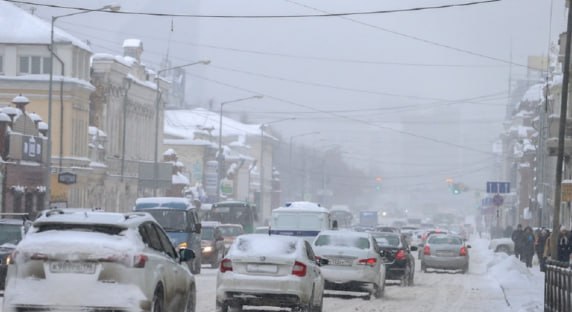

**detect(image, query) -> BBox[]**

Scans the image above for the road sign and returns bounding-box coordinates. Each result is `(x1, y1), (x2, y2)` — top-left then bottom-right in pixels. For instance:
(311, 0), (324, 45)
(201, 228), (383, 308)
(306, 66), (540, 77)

(486, 181), (510, 194)
(58, 172), (77, 185)
(563, 181), (572, 202)
(492, 194), (504, 206)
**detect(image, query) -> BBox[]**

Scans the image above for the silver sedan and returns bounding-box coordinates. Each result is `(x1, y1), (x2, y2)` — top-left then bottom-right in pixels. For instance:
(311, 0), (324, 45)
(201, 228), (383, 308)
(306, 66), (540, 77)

(420, 234), (470, 274)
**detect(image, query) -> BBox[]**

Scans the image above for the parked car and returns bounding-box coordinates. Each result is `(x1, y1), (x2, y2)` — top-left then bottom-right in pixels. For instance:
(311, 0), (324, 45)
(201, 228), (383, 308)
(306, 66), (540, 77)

(420, 234), (471, 274)
(489, 238), (514, 255)
(312, 230), (386, 299)
(216, 234), (326, 312)
(3, 209), (197, 312)
(218, 224), (244, 251)
(201, 221), (226, 268)
(371, 231), (417, 286)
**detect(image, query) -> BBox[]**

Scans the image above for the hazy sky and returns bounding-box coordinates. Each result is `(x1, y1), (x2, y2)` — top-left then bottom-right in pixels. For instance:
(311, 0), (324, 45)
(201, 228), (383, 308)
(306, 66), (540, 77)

(25, 0), (566, 209)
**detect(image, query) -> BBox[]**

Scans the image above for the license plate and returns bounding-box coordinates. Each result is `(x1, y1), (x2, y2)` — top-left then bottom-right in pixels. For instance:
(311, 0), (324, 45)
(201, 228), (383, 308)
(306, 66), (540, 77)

(49, 261), (96, 274)
(246, 264), (278, 273)
(330, 258), (353, 266)
(436, 251), (456, 257)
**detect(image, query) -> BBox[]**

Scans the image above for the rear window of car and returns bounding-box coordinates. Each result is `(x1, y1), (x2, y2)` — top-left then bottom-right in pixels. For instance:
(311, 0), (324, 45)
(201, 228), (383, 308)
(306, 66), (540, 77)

(0, 223), (22, 245)
(35, 223), (125, 235)
(373, 234), (400, 247)
(314, 234), (370, 250)
(428, 236), (462, 245)
(231, 235), (297, 256)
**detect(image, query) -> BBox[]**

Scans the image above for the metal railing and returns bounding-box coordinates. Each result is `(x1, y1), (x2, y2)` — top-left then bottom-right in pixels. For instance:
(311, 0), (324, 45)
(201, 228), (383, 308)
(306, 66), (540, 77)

(545, 260), (572, 312)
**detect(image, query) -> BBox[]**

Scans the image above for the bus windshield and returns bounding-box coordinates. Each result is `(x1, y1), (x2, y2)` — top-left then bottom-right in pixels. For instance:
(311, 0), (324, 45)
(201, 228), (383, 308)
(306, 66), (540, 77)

(210, 203), (255, 233)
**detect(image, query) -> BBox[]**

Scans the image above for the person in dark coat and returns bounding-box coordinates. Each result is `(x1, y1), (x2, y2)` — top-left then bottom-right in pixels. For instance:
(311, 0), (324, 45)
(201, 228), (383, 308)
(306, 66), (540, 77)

(512, 224), (524, 261)
(557, 226), (572, 263)
(536, 228), (549, 272)
(522, 226), (535, 268)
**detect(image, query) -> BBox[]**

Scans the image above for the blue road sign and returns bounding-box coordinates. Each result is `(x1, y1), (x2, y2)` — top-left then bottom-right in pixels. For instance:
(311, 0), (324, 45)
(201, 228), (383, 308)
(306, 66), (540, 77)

(486, 182), (510, 194)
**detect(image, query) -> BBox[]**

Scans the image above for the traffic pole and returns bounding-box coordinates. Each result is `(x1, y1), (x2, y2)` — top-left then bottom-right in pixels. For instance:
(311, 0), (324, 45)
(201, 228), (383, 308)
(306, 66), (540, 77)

(551, 0), (572, 259)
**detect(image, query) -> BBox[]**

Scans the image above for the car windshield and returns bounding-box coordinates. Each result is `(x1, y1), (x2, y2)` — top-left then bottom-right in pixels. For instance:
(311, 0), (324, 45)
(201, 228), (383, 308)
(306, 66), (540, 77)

(35, 223), (125, 235)
(314, 234), (370, 250)
(201, 227), (214, 240)
(220, 226), (242, 236)
(144, 210), (188, 232)
(0, 223), (22, 245)
(429, 236), (463, 245)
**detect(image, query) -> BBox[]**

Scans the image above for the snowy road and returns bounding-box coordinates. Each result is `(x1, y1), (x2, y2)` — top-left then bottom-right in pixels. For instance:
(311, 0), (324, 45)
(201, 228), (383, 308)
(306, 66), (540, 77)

(193, 238), (544, 312)
(0, 238), (543, 312)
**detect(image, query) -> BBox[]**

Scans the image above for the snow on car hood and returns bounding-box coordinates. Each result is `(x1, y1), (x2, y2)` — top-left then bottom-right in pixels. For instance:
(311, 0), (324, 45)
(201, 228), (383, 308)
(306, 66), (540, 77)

(16, 230), (142, 260)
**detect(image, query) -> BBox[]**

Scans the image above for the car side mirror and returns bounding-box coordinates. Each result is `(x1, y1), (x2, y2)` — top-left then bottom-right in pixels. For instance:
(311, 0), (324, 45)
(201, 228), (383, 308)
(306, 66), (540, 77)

(195, 223), (202, 234)
(410, 246), (418, 251)
(179, 248), (195, 263)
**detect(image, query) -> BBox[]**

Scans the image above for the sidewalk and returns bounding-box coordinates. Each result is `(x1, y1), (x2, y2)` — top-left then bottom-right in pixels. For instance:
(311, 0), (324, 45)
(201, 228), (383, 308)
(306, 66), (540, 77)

(470, 238), (544, 312)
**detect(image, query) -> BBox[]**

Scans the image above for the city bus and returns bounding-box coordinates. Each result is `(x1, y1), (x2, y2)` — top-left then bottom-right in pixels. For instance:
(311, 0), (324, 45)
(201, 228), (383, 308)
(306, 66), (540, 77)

(209, 201), (258, 234)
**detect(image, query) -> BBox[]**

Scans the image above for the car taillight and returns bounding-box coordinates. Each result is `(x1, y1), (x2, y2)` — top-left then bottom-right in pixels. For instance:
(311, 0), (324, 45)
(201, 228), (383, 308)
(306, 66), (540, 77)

(178, 242), (188, 249)
(460, 246), (468, 257)
(395, 250), (407, 261)
(220, 258), (233, 273)
(133, 254), (148, 268)
(292, 261), (307, 277)
(423, 245), (431, 256)
(358, 258), (377, 267)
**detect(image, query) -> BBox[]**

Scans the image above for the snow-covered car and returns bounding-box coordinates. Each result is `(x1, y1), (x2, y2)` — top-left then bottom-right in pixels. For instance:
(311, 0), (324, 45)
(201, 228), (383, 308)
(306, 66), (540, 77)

(489, 238), (514, 255)
(421, 234), (470, 274)
(312, 230), (386, 299)
(3, 209), (197, 312)
(216, 234), (326, 312)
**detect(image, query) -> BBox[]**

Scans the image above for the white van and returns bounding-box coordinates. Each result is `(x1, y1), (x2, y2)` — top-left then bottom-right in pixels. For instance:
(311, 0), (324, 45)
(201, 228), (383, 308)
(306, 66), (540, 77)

(270, 201), (332, 241)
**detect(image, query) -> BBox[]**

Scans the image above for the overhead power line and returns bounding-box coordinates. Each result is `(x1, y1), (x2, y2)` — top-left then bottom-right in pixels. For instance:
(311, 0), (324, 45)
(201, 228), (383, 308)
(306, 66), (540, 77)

(5, 0), (501, 18)
(283, 0), (536, 70)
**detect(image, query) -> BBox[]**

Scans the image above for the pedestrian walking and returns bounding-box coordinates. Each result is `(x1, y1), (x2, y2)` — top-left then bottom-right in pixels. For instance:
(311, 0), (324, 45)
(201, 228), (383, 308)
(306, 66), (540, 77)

(536, 228), (549, 272)
(557, 226), (572, 263)
(522, 226), (535, 268)
(512, 224), (524, 261)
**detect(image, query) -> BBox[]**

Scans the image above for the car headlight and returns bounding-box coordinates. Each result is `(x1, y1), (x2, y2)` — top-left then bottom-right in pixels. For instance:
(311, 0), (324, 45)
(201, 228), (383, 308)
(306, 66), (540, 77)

(178, 242), (188, 249)
(5, 254), (12, 265)
(203, 246), (213, 253)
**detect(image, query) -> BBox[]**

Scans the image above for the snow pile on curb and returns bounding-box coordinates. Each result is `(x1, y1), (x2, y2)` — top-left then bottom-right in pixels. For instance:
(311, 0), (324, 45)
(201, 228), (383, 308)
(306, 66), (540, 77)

(471, 238), (543, 311)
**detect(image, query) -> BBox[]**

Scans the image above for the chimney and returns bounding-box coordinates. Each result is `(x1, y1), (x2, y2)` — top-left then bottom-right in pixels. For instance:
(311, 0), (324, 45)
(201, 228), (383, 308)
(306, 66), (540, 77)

(122, 39), (143, 63)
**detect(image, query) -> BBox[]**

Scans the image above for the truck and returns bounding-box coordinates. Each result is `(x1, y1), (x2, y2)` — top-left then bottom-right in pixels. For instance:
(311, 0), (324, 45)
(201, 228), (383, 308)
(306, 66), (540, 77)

(359, 210), (378, 228)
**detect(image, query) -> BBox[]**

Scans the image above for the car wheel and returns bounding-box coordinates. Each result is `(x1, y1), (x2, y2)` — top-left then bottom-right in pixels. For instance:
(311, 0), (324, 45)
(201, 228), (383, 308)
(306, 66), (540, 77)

(184, 285), (196, 312)
(313, 291), (324, 312)
(373, 282), (384, 299)
(462, 265), (469, 274)
(421, 263), (428, 273)
(408, 269), (415, 286)
(151, 285), (164, 312)
(294, 294), (313, 312)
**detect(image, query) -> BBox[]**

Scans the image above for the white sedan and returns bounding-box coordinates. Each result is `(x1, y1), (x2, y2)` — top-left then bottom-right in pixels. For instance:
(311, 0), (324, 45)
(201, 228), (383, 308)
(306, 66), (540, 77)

(216, 234), (326, 312)
(312, 230), (386, 299)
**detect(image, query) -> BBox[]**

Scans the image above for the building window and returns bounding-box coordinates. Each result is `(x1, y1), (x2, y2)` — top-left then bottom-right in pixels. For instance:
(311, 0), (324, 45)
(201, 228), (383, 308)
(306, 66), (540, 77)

(19, 56), (51, 75)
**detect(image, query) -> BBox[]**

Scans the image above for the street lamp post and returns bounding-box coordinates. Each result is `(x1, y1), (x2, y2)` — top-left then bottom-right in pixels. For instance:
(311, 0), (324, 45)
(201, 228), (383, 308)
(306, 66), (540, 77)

(259, 117), (295, 215)
(216, 95), (263, 201)
(153, 60), (210, 196)
(288, 131), (320, 202)
(46, 4), (121, 207)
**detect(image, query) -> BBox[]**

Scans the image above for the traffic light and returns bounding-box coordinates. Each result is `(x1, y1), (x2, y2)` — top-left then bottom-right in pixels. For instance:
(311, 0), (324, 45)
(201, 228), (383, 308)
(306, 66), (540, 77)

(374, 176), (382, 191)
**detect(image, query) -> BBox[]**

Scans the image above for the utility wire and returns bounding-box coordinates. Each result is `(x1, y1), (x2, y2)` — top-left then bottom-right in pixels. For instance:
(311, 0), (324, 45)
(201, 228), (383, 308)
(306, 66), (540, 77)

(283, 0), (536, 70)
(57, 19), (506, 69)
(5, 0), (501, 18)
(185, 72), (501, 156)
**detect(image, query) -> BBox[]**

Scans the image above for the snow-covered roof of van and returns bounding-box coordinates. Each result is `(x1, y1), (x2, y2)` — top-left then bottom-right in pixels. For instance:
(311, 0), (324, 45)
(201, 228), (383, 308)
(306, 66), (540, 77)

(273, 201), (329, 213)
(135, 197), (190, 204)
